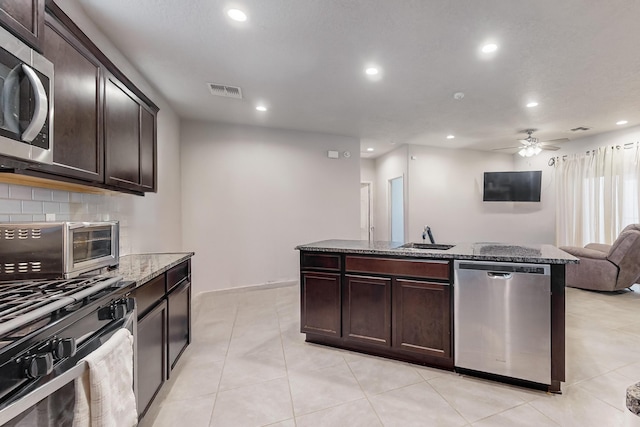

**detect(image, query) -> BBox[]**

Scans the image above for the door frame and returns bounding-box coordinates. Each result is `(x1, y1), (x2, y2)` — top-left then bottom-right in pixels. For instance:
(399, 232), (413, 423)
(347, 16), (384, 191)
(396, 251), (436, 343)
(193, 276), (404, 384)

(361, 181), (374, 241)
(388, 175), (406, 242)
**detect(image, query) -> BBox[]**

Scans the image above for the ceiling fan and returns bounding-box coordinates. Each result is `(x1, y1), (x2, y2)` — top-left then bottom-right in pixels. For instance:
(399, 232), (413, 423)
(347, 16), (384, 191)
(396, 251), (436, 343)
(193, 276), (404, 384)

(493, 129), (569, 157)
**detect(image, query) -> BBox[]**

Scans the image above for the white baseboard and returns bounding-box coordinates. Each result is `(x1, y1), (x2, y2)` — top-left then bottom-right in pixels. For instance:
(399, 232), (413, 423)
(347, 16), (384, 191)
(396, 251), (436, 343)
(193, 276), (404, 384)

(194, 279), (298, 298)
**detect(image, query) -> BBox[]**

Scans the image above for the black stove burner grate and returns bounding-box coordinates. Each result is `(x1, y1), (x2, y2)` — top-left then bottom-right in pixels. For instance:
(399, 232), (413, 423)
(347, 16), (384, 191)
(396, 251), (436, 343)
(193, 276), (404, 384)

(0, 276), (123, 336)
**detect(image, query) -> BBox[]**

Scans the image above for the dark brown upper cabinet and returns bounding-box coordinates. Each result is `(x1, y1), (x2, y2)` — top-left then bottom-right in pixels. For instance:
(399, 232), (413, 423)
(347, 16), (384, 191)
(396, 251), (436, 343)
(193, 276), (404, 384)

(104, 74), (156, 192)
(0, 0), (45, 52)
(140, 106), (156, 191)
(40, 13), (104, 182)
(12, 1), (159, 195)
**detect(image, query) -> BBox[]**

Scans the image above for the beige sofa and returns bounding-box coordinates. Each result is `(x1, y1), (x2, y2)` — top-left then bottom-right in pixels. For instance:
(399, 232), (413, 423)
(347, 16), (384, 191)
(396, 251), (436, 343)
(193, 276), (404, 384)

(560, 224), (640, 291)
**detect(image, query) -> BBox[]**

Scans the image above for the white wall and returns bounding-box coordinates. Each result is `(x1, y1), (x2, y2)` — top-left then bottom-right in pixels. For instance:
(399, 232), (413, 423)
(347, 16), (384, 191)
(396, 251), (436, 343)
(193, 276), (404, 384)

(371, 144), (562, 244)
(360, 158), (376, 183)
(515, 124), (640, 244)
(0, 1), (185, 254)
(373, 145), (408, 242)
(181, 121), (360, 293)
(406, 144), (552, 244)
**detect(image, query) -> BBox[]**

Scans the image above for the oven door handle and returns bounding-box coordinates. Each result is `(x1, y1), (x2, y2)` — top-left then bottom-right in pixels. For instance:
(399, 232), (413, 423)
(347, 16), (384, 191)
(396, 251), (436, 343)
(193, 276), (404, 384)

(0, 361), (87, 426)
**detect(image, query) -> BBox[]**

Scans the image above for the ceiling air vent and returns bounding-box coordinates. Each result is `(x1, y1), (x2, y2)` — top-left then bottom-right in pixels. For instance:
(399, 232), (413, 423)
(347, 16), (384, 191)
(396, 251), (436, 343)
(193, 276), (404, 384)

(570, 127), (591, 132)
(207, 83), (243, 99)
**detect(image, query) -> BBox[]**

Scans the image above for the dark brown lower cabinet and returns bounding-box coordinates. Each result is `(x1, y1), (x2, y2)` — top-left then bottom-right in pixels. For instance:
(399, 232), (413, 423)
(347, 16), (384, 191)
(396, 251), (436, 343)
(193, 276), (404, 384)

(167, 278), (191, 376)
(300, 271), (341, 337)
(300, 251), (453, 369)
(343, 275), (391, 347)
(134, 260), (191, 420)
(136, 300), (167, 418)
(392, 278), (451, 359)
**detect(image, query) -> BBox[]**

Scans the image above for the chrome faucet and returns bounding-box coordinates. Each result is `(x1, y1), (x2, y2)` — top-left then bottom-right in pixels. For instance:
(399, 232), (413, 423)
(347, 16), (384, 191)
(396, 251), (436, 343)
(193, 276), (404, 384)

(422, 226), (435, 244)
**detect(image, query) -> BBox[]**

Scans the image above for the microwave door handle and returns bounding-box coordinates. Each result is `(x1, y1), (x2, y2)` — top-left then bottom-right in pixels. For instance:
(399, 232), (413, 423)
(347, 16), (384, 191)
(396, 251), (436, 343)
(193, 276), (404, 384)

(1, 64), (21, 133)
(20, 64), (48, 143)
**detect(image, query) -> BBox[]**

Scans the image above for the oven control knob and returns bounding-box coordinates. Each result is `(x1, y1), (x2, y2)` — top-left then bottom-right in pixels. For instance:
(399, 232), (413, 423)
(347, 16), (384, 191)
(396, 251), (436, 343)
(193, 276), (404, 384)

(51, 338), (77, 360)
(98, 302), (127, 320)
(24, 354), (53, 379)
(111, 303), (126, 320)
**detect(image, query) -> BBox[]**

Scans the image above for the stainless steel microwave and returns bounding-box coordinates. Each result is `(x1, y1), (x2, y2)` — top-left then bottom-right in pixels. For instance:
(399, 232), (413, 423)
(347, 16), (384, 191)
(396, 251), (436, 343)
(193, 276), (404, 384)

(0, 221), (119, 280)
(0, 25), (54, 165)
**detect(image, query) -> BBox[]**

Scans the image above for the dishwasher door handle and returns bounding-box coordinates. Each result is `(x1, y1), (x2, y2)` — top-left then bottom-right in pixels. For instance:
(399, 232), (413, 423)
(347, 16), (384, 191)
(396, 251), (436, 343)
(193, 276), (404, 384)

(487, 272), (512, 279)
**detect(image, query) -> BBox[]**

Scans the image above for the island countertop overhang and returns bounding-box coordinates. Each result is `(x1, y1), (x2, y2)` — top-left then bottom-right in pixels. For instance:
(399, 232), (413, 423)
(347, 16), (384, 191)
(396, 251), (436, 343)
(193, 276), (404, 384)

(296, 239), (579, 265)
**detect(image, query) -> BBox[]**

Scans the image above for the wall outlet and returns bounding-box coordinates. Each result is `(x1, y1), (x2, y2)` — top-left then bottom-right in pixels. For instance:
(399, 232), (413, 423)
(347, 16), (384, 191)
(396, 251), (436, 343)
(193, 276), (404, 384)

(45, 213), (56, 221)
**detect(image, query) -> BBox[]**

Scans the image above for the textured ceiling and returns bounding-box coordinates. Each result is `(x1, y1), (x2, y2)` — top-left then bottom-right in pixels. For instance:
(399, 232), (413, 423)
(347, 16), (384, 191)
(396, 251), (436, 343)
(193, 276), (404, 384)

(71, 0), (640, 158)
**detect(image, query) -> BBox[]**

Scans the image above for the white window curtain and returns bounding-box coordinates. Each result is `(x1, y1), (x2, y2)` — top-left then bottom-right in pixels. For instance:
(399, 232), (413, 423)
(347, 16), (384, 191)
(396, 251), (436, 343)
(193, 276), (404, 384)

(555, 143), (640, 247)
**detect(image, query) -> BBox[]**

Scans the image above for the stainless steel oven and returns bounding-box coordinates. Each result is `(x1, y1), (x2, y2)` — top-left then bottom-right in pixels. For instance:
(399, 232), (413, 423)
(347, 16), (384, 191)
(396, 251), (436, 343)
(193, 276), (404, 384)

(0, 276), (137, 426)
(0, 221), (119, 280)
(0, 25), (53, 166)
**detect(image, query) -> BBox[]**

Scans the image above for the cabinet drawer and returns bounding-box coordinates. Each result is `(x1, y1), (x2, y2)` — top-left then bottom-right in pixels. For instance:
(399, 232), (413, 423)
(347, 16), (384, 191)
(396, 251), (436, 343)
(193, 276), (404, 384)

(167, 260), (190, 292)
(134, 274), (165, 318)
(345, 256), (449, 280)
(301, 253), (341, 271)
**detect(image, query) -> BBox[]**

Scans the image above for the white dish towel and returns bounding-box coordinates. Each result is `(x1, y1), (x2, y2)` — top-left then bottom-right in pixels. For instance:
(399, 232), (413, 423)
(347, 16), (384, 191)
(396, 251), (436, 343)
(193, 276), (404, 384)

(73, 328), (137, 427)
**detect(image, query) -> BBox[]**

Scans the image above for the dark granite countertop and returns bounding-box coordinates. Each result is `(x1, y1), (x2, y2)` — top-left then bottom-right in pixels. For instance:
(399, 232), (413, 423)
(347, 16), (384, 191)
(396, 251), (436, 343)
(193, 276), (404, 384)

(102, 252), (194, 287)
(295, 240), (578, 264)
(627, 383), (640, 416)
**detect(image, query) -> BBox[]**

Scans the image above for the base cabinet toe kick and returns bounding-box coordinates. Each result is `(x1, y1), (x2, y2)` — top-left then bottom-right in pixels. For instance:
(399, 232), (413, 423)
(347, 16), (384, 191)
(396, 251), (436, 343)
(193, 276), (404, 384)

(299, 251), (566, 393)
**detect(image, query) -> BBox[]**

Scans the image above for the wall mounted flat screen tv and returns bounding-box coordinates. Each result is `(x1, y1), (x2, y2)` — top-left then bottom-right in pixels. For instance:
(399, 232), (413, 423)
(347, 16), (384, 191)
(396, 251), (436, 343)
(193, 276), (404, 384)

(483, 171), (542, 202)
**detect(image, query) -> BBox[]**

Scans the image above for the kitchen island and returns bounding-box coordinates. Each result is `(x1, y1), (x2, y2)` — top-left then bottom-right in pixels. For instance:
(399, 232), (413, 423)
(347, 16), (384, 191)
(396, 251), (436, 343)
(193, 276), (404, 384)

(296, 240), (577, 393)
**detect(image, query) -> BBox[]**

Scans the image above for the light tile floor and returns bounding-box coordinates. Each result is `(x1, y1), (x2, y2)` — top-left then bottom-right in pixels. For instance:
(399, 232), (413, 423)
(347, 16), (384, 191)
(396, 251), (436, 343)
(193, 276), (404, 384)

(140, 284), (640, 427)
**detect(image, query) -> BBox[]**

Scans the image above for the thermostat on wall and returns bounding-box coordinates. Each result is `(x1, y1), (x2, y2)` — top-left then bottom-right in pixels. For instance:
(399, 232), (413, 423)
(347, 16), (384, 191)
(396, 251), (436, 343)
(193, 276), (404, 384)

(327, 150), (339, 159)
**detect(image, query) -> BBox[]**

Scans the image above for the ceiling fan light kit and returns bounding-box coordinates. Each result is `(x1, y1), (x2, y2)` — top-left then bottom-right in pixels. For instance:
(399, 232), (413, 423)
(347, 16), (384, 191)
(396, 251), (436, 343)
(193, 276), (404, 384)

(493, 129), (566, 157)
(519, 145), (543, 157)
(518, 130), (544, 157)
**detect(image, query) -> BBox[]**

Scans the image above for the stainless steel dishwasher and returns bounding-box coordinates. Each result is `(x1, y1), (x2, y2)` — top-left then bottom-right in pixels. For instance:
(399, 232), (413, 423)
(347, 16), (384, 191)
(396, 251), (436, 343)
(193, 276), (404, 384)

(454, 260), (551, 385)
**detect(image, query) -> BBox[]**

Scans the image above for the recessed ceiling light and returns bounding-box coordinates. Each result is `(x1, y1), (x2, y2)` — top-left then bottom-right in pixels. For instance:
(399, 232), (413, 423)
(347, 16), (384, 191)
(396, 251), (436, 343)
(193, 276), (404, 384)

(366, 147), (374, 152)
(481, 43), (498, 53)
(526, 101), (539, 108)
(446, 135), (455, 140)
(256, 105), (267, 112)
(616, 120), (628, 125)
(227, 9), (247, 22)
(365, 67), (379, 76)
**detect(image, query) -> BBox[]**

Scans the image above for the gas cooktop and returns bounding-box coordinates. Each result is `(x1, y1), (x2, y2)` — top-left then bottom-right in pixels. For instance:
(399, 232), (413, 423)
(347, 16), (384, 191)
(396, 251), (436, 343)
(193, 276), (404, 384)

(0, 276), (125, 337)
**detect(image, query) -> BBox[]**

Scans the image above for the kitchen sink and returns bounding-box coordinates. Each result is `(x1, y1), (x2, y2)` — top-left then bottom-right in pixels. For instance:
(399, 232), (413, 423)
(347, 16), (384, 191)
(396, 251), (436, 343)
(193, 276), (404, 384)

(399, 242), (455, 250)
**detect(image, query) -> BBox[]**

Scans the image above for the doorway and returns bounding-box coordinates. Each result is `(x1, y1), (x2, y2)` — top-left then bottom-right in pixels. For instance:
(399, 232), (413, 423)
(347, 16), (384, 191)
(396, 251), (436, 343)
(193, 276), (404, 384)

(360, 182), (373, 240)
(389, 176), (404, 242)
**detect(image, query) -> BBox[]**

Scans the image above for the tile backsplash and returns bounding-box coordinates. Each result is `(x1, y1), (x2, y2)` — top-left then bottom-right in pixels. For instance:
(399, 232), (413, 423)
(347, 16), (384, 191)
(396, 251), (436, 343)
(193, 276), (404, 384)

(0, 183), (134, 254)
